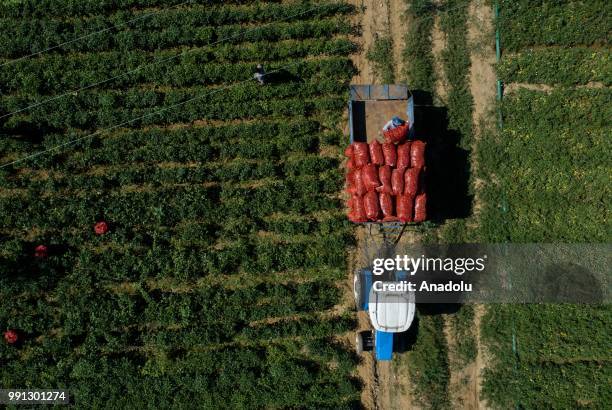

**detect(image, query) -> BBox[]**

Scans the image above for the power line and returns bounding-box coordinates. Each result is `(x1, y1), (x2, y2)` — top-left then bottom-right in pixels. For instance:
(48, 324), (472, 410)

(0, 1), (192, 67)
(0, 0), (476, 169)
(0, 61), (303, 169)
(0, 2), (337, 121)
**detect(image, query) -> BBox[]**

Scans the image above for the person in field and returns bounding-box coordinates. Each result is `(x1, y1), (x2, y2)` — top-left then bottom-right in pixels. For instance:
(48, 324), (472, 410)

(382, 116), (405, 132)
(254, 64), (266, 85)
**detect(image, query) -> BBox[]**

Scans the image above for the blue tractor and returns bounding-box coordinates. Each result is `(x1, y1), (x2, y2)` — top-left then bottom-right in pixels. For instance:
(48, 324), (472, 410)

(354, 269), (416, 361)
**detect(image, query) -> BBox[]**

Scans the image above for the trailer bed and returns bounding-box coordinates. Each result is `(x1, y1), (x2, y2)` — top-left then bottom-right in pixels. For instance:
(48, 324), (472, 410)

(349, 84), (414, 143)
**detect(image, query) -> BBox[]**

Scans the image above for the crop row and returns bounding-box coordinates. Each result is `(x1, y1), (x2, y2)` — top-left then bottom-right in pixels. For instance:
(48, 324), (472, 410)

(6, 94), (346, 135)
(1, 38), (356, 94)
(498, 48), (611, 86)
(1, 57), (353, 110)
(0, 0), (271, 18)
(401, 0), (435, 92)
(1, 277), (342, 334)
(434, 0), (473, 242)
(497, 0), (610, 51)
(0, 16), (354, 57)
(2, 73), (347, 114)
(0, 178), (343, 228)
(0, 337), (360, 408)
(1, 119), (328, 171)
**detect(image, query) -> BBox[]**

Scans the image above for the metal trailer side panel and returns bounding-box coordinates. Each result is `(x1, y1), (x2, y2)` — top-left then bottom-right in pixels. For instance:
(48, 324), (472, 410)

(407, 95), (415, 139)
(349, 101), (354, 143)
(375, 330), (394, 361)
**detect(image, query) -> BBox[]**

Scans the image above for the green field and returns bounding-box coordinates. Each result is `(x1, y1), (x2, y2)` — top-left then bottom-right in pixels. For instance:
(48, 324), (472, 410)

(1, 0), (610, 408)
(479, 1), (612, 408)
(0, 1), (361, 407)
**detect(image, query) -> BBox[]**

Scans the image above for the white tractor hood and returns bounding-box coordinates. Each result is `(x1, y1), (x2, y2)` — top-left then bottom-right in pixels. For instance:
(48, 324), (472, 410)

(368, 287), (415, 333)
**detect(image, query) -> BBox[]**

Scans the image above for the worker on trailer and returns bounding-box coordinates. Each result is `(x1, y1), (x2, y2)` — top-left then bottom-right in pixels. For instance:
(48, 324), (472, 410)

(383, 116), (405, 132)
(254, 64), (266, 85)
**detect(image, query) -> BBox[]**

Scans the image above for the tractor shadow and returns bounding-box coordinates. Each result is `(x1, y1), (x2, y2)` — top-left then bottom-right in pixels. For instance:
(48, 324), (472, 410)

(411, 90), (472, 222)
(393, 304), (462, 354)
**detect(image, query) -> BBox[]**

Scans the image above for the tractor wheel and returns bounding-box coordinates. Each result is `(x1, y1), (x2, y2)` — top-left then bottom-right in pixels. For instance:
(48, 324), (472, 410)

(353, 272), (365, 310)
(356, 330), (374, 354)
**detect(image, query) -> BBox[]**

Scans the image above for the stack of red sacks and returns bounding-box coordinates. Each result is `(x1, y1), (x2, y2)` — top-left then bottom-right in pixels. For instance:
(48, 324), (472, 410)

(345, 139), (427, 223)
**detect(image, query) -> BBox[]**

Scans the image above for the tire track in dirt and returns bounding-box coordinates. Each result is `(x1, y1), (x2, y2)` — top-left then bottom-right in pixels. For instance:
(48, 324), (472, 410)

(503, 81), (607, 94)
(465, 0), (496, 408)
(350, 0), (391, 84)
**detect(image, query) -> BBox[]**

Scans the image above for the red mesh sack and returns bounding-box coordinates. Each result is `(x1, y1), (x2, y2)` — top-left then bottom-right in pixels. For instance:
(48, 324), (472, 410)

(382, 143), (397, 167)
(410, 140), (426, 169)
(397, 194), (414, 223)
(346, 170), (359, 194)
(391, 169), (404, 196)
(362, 164), (380, 191)
(353, 142), (370, 168)
(346, 156), (356, 170)
(377, 165), (393, 194)
(414, 193), (427, 222)
(94, 221), (109, 235)
(364, 190), (381, 221)
(383, 123), (409, 144)
(396, 142), (411, 169)
(34, 245), (48, 258)
(4, 330), (18, 344)
(369, 140), (384, 165)
(348, 194), (367, 222)
(404, 167), (420, 197)
(379, 193), (394, 218)
(344, 144), (354, 158)
(352, 168), (366, 195)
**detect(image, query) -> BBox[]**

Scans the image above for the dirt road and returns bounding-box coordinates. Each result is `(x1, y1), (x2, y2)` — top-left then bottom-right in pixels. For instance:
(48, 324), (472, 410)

(347, 0), (424, 408)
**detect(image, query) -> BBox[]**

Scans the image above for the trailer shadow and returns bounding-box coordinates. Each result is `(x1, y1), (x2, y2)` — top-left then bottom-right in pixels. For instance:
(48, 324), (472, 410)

(412, 90), (472, 222)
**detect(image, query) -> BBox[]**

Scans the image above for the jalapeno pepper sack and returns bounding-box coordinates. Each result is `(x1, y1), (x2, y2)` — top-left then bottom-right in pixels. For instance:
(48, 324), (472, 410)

(346, 169), (355, 192)
(414, 193), (427, 222)
(379, 192), (394, 218)
(382, 143), (397, 167)
(352, 168), (366, 195)
(369, 140), (384, 165)
(404, 167), (420, 197)
(348, 194), (367, 222)
(391, 168), (404, 196)
(364, 190), (381, 221)
(377, 165), (393, 194)
(397, 194), (414, 223)
(362, 163), (380, 191)
(344, 144), (354, 158)
(410, 140), (426, 169)
(352, 142), (370, 168)
(396, 141), (411, 169)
